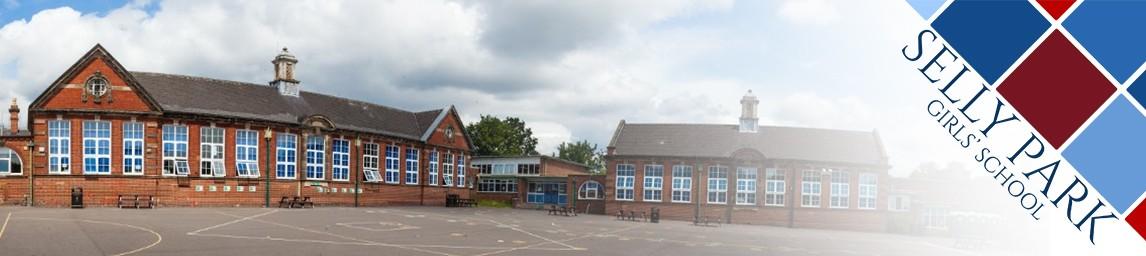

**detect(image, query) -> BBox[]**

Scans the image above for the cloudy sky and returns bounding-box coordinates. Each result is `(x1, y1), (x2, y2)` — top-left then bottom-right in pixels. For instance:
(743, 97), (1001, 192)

(0, 0), (961, 176)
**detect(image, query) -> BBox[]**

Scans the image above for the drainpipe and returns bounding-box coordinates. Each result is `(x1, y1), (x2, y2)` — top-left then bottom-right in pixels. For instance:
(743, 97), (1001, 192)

(26, 141), (34, 207)
(354, 137), (360, 207)
(264, 127), (272, 208)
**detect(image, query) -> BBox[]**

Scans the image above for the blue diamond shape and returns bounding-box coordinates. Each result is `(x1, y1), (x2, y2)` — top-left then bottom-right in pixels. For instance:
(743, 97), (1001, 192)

(1063, 96), (1146, 214)
(1065, 1), (1146, 84)
(931, 0), (1050, 85)
(906, 0), (948, 20)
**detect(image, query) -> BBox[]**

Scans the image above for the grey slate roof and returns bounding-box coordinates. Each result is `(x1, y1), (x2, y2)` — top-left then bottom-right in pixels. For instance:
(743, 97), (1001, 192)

(131, 71), (443, 140)
(608, 122), (887, 166)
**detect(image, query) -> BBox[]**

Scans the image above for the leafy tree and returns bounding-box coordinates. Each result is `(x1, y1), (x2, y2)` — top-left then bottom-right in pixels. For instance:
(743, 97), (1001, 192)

(467, 115), (539, 156)
(557, 140), (605, 174)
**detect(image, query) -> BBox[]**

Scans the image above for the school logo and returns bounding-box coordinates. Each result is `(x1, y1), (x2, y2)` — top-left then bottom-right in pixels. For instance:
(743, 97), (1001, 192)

(904, 0), (1146, 244)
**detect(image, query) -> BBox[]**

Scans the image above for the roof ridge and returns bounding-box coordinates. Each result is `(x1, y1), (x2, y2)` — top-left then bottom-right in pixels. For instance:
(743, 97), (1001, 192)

(623, 122), (874, 133)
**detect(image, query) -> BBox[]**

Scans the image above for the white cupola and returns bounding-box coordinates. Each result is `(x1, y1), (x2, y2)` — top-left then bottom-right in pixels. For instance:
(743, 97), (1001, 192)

(739, 90), (759, 133)
(271, 47), (300, 97)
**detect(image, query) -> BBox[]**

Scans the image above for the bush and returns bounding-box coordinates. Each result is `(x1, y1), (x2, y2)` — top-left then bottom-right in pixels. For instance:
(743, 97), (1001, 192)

(477, 199), (513, 208)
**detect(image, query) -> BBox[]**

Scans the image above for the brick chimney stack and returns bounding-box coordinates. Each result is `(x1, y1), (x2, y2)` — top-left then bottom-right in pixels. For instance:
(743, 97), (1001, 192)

(8, 98), (19, 133)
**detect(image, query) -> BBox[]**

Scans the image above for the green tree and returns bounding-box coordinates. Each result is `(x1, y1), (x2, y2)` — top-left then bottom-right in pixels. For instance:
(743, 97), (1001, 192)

(467, 115), (539, 156)
(556, 140), (605, 174)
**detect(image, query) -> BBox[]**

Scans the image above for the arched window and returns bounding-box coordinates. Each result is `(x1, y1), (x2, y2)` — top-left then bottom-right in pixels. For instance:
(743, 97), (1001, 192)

(578, 181), (603, 200)
(0, 147), (23, 175)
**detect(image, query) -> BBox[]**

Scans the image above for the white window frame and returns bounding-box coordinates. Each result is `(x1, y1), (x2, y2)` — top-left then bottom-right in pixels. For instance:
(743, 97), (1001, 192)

(200, 127), (226, 177)
(456, 153), (466, 188)
(236, 129), (261, 178)
(859, 173), (877, 210)
(707, 166), (728, 204)
(764, 168), (785, 206)
(427, 150), (438, 186)
(671, 165), (692, 203)
(615, 164), (635, 201)
(330, 139), (350, 181)
(405, 147), (419, 184)
(830, 170), (850, 209)
(442, 152), (454, 186)
(802, 170), (821, 207)
(735, 167), (757, 206)
(578, 180), (601, 199)
(162, 124), (190, 176)
(363, 143), (381, 183)
(384, 144), (400, 184)
(305, 135), (325, 180)
(276, 133), (298, 179)
(0, 147), (23, 175)
(479, 177), (518, 193)
(122, 122), (144, 175)
(82, 120), (111, 175)
(642, 165), (663, 202)
(48, 120), (71, 175)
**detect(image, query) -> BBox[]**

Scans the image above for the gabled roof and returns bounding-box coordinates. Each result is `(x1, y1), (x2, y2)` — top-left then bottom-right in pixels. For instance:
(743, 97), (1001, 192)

(29, 44), (164, 113)
(130, 71), (444, 141)
(608, 122), (888, 166)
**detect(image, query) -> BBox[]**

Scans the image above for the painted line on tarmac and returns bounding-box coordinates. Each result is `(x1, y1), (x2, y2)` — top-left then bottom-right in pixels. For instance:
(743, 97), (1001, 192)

(473, 223), (643, 256)
(16, 217), (163, 256)
(212, 210), (459, 256)
(0, 212), (10, 240)
(188, 209), (279, 235)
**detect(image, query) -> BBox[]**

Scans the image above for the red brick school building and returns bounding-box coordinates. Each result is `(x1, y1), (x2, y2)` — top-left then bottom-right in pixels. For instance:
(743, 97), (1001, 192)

(605, 91), (892, 231)
(0, 45), (475, 207)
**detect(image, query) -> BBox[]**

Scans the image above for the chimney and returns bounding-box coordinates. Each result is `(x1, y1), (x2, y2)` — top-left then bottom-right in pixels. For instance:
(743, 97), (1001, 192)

(270, 47), (300, 97)
(8, 98), (19, 134)
(738, 90), (758, 133)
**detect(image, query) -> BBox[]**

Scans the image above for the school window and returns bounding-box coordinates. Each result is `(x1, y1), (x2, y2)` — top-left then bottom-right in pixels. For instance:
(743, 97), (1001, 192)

(305, 135), (325, 180)
(276, 133), (297, 179)
(642, 165), (664, 202)
(707, 166), (728, 204)
(48, 120), (71, 174)
(236, 129), (261, 178)
(331, 139), (350, 181)
(859, 173), (878, 209)
(671, 165), (692, 203)
(82, 120), (111, 175)
(735, 167), (757, 205)
(765, 168), (785, 206)
(517, 164), (540, 175)
(442, 153), (454, 186)
(403, 147), (419, 184)
(0, 147), (23, 175)
(456, 153), (466, 188)
(384, 144), (400, 184)
(615, 164), (635, 200)
(427, 150), (438, 186)
(362, 143), (381, 182)
(162, 124), (189, 176)
(199, 127), (225, 177)
(122, 122), (144, 175)
(830, 170), (850, 209)
(802, 170), (821, 207)
(478, 178), (517, 193)
(579, 181), (602, 199)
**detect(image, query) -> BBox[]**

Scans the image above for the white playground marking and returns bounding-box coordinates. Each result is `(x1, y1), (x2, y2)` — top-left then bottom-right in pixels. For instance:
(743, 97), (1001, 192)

(335, 221), (420, 232)
(0, 212), (10, 240)
(15, 217), (163, 256)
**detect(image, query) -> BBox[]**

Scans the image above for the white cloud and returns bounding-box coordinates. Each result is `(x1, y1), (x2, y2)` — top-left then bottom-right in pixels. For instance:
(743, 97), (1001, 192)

(777, 0), (839, 26)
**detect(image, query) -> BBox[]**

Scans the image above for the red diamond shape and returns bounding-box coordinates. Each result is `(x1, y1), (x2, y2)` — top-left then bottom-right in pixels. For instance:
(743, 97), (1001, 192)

(1036, 0), (1077, 20)
(998, 29), (1115, 149)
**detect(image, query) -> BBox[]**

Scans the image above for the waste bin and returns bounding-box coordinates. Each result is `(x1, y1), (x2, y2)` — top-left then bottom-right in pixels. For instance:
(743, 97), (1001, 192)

(446, 194), (459, 207)
(650, 207), (660, 223)
(71, 186), (84, 209)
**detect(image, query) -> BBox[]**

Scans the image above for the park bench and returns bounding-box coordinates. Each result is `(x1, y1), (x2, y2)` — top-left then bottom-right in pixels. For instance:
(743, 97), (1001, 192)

(456, 198), (477, 207)
(117, 194), (155, 209)
(280, 196), (314, 208)
(695, 216), (723, 227)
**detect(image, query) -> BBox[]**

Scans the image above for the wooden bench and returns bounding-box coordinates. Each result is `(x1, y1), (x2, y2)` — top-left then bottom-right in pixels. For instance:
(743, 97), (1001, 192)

(294, 196), (314, 208)
(278, 196), (293, 208)
(117, 195), (155, 209)
(695, 216), (723, 227)
(456, 199), (477, 207)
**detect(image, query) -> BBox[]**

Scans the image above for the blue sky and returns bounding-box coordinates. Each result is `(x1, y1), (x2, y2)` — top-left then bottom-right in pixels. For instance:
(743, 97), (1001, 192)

(0, 0), (955, 176)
